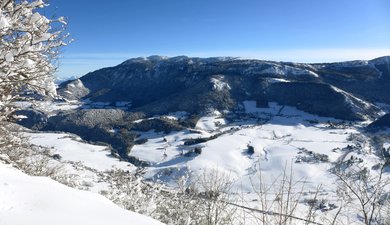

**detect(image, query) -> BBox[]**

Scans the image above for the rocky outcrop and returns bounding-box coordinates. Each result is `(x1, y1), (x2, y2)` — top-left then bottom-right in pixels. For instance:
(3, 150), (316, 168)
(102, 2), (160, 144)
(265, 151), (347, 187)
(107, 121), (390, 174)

(57, 79), (90, 100)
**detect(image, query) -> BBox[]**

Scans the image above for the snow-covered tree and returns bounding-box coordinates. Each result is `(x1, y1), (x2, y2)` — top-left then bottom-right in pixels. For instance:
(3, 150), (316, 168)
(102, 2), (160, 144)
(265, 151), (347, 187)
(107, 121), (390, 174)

(0, 0), (69, 121)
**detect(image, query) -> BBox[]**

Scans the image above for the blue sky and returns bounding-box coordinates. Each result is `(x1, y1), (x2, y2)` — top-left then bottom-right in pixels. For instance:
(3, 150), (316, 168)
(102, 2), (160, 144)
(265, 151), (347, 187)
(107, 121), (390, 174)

(45, 0), (390, 78)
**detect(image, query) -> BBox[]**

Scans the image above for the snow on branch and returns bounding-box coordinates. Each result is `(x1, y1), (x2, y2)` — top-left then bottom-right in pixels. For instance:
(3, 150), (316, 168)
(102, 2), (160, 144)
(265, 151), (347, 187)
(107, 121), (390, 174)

(0, 0), (70, 121)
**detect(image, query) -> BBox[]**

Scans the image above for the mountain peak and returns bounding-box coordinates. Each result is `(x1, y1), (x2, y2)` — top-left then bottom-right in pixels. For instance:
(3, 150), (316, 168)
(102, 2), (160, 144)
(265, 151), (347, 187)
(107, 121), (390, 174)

(120, 55), (243, 66)
(369, 55), (390, 65)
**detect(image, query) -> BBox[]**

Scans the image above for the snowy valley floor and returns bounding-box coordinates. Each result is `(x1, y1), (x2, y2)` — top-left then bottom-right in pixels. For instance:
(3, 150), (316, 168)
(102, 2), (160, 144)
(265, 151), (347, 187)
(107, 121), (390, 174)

(1, 101), (389, 224)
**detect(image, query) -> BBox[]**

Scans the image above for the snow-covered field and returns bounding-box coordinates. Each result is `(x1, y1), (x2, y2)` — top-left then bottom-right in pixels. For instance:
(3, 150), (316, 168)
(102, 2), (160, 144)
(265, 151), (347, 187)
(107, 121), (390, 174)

(15, 100), (81, 115)
(28, 132), (134, 172)
(127, 101), (389, 223)
(130, 102), (381, 192)
(2, 100), (388, 224)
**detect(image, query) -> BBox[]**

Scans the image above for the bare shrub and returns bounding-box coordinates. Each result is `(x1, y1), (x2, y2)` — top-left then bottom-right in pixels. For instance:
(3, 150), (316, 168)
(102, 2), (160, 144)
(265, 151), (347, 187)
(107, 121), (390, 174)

(194, 169), (238, 225)
(102, 169), (164, 216)
(102, 168), (238, 225)
(335, 164), (390, 225)
(154, 173), (201, 225)
(242, 162), (337, 225)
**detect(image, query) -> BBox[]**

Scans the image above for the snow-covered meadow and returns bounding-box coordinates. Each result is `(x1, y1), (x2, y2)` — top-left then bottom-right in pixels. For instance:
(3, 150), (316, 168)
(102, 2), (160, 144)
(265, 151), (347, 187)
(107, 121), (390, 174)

(128, 101), (389, 223)
(1, 100), (389, 225)
(130, 102), (380, 191)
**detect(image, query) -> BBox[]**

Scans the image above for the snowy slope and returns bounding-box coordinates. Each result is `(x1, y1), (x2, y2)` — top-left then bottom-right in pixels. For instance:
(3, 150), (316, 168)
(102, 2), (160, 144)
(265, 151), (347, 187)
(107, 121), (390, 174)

(130, 102), (385, 193)
(123, 101), (390, 224)
(11, 98), (389, 224)
(0, 162), (164, 225)
(27, 132), (134, 171)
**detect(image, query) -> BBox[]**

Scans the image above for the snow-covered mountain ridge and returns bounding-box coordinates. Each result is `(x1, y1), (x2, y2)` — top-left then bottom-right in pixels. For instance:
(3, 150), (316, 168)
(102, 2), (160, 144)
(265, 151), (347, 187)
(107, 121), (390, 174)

(57, 55), (390, 121)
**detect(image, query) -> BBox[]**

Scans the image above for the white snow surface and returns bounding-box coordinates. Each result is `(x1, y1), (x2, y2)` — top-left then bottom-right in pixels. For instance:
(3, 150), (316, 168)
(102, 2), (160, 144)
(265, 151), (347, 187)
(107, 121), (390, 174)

(0, 162), (164, 225)
(259, 64), (319, 77)
(0, 15), (10, 29)
(259, 65), (286, 75)
(163, 111), (189, 120)
(14, 101), (81, 115)
(210, 76), (231, 91)
(27, 132), (134, 171)
(195, 110), (226, 131)
(129, 101), (384, 195)
(11, 99), (388, 224)
(266, 77), (290, 83)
